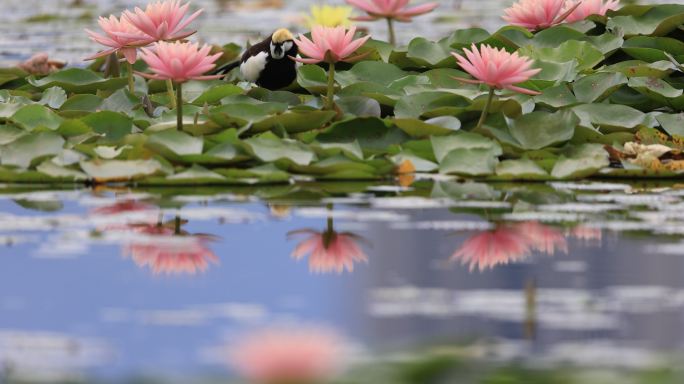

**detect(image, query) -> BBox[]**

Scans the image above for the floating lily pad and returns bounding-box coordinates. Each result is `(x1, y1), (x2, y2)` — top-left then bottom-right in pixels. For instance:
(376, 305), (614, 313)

(80, 159), (163, 182)
(28, 68), (127, 93)
(508, 110), (578, 150)
(1, 132), (65, 168)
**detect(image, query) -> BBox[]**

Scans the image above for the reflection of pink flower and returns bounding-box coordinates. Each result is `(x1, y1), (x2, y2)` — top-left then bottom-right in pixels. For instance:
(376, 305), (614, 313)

(452, 222), (567, 271)
(124, 225), (218, 275)
(346, 0), (438, 22)
(569, 225), (602, 243)
(289, 229), (368, 274)
(451, 226), (531, 271)
(517, 221), (568, 255)
(563, 0), (619, 23)
(229, 326), (345, 383)
(91, 200), (156, 215)
(85, 15), (151, 64)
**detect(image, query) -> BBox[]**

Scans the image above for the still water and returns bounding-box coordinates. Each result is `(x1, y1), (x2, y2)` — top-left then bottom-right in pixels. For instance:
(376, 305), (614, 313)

(1, 179), (684, 382)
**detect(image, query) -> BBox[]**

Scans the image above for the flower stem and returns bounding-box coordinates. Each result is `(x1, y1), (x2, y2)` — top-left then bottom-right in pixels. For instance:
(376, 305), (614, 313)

(125, 62), (135, 94)
(325, 62), (336, 111)
(176, 82), (183, 131)
(475, 88), (495, 131)
(166, 79), (177, 109)
(387, 18), (396, 46)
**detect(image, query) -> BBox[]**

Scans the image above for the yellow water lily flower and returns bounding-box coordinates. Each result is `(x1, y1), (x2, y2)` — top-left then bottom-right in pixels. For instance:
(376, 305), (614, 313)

(305, 5), (353, 28)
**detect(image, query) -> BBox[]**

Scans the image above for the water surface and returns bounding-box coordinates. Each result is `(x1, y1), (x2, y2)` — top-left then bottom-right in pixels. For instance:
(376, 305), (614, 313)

(1, 180), (684, 382)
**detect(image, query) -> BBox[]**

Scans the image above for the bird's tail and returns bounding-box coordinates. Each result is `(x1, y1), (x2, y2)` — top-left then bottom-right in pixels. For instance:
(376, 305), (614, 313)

(212, 60), (241, 75)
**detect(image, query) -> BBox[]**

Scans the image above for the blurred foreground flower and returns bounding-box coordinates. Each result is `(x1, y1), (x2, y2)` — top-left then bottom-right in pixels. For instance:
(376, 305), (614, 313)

(124, 223), (219, 275)
(139, 41), (222, 130)
(123, 0), (202, 42)
(289, 229), (368, 274)
(346, 0), (438, 45)
(452, 44), (540, 130)
(563, 0), (619, 23)
(292, 26), (370, 110)
(229, 326), (346, 383)
(306, 4), (353, 27)
(18, 53), (65, 76)
(451, 222), (567, 271)
(503, 0), (579, 30)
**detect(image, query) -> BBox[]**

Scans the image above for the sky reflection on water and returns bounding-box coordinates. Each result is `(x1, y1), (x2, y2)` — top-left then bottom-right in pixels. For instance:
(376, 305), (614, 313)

(0, 181), (684, 382)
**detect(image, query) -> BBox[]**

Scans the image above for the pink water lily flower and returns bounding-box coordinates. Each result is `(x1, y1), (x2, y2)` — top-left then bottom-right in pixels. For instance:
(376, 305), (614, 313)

(292, 25), (371, 64)
(229, 326), (346, 383)
(347, 0), (438, 22)
(503, 0), (578, 31)
(122, 0), (202, 42)
(453, 44), (541, 95)
(563, 0), (619, 23)
(138, 41), (223, 82)
(289, 229), (368, 274)
(292, 25), (370, 110)
(85, 15), (151, 64)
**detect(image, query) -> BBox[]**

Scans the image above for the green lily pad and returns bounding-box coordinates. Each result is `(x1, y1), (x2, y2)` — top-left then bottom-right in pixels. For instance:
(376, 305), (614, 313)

(394, 116), (461, 137)
(243, 133), (316, 166)
(508, 110), (579, 150)
(38, 87), (67, 109)
(297, 64), (329, 94)
(27, 68), (127, 93)
(251, 110), (336, 133)
(439, 148), (500, 176)
(318, 117), (410, 155)
(521, 41), (604, 71)
(622, 36), (684, 62)
(573, 72), (628, 103)
(394, 91), (470, 118)
(147, 130), (204, 157)
(1, 132), (65, 168)
(572, 103), (652, 132)
(335, 61), (410, 87)
(551, 143), (609, 179)
(407, 37), (455, 68)
(607, 4), (684, 37)
(80, 159), (163, 181)
(431, 132), (502, 163)
(81, 111), (133, 141)
(496, 158), (549, 180)
(656, 113), (684, 137)
(11, 104), (64, 131)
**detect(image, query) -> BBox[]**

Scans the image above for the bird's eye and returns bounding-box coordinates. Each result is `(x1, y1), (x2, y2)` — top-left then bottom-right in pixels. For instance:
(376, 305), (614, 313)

(282, 41), (294, 52)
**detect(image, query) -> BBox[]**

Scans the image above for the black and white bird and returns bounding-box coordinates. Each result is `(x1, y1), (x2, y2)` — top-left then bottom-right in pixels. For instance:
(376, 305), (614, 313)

(215, 28), (298, 90)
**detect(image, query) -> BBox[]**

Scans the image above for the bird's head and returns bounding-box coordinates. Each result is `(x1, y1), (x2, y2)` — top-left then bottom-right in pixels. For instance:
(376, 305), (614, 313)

(270, 28), (296, 60)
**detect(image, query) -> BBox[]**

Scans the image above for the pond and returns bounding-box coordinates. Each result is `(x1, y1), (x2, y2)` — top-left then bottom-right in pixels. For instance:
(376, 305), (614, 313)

(2, 180), (684, 382)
